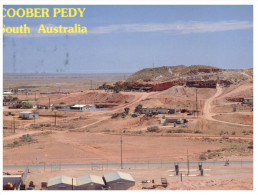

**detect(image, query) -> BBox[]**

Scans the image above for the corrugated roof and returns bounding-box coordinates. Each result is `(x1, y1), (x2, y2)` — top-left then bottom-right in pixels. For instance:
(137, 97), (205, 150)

(77, 174), (104, 186)
(244, 97), (253, 100)
(48, 175), (76, 187)
(104, 171), (134, 182)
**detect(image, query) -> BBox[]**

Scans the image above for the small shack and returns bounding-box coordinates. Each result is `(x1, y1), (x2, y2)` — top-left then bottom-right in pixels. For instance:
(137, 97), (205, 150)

(19, 111), (39, 119)
(243, 97), (253, 105)
(76, 174), (105, 190)
(47, 175), (76, 190)
(103, 171), (135, 190)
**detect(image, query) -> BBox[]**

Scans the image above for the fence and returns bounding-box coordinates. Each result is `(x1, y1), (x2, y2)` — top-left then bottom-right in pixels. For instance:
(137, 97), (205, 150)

(4, 160), (253, 172)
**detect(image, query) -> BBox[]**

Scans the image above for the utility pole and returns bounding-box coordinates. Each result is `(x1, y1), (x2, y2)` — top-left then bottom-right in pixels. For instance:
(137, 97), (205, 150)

(13, 116), (15, 133)
(55, 111), (57, 126)
(121, 130), (123, 169)
(187, 150), (189, 175)
(196, 88), (198, 118)
(34, 114), (36, 128)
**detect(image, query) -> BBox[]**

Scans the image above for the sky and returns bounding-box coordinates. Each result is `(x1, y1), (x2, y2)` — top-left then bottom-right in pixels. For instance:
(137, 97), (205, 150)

(3, 5), (253, 73)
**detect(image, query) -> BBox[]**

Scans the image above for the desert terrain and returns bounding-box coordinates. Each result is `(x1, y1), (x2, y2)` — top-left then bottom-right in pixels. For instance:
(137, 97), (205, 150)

(3, 65), (253, 190)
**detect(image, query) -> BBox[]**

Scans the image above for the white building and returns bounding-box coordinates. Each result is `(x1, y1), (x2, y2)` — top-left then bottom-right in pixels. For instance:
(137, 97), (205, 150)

(76, 174), (105, 190)
(47, 175), (76, 190)
(103, 171), (135, 190)
(70, 104), (93, 111)
(19, 111), (39, 119)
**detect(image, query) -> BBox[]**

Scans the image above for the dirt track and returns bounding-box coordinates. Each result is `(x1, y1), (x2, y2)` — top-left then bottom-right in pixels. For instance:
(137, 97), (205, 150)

(202, 86), (252, 127)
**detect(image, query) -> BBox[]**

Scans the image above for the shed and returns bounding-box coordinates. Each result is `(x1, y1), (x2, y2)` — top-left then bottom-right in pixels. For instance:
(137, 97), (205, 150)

(243, 97), (253, 105)
(47, 175), (76, 190)
(19, 111), (39, 119)
(103, 171), (135, 190)
(76, 174), (105, 190)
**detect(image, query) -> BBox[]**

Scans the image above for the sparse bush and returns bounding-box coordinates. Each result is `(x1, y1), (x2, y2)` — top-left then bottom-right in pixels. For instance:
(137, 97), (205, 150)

(194, 130), (202, 134)
(147, 126), (159, 132)
(175, 129), (184, 133)
(199, 153), (207, 161)
(207, 149), (211, 153)
(111, 113), (120, 119)
(166, 130), (172, 133)
(232, 131), (236, 135)
(248, 141), (253, 149)
(134, 104), (143, 113)
(208, 153), (214, 159)
(22, 134), (33, 142)
(162, 121), (168, 126)
(13, 140), (19, 145)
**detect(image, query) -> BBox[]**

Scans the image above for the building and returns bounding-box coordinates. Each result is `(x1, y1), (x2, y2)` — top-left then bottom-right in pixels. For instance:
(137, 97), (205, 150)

(19, 111), (39, 119)
(47, 175), (76, 190)
(140, 107), (173, 115)
(53, 104), (70, 110)
(3, 175), (22, 190)
(243, 97), (253, 105)
(70, 104), (93, 111)
(103, 171), (135, 190)
(161, 118), (188, 125)
(76, 175), (105, 190)
(186, 81), (217, 88)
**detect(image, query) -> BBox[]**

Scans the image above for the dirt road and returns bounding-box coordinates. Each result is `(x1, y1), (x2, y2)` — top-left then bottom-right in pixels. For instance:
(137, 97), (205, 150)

(202, 86), (252, 127)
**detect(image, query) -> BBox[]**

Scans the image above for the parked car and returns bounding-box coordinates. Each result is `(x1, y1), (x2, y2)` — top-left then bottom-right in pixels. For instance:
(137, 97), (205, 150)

(131, 113), (140, 117)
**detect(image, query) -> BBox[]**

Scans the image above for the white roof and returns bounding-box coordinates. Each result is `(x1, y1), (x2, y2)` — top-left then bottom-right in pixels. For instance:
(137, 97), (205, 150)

(71, 104), (87, 108)
(104, 171), (134, 182)
(77, 174), (104, 186)
(19, 111), (34, 114)
(3, 175), (22, 178)
(244, 97), (253, 100)
(48, 175), (76, 187)
(3, 92), (13, 95)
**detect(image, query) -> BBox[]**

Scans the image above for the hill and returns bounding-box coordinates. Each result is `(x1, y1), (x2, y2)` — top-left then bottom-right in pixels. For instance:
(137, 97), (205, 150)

(126, 65), (221, 83)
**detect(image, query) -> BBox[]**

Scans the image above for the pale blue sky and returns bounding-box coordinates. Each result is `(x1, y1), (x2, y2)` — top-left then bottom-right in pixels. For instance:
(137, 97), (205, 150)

(3, 5), (253, 73)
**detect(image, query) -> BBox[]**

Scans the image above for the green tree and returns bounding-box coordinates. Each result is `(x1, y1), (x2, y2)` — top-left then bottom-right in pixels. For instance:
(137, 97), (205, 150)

(134, 104), (143, 113)
(22, 102), (33, 109)
(113, 85), (120, 93)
